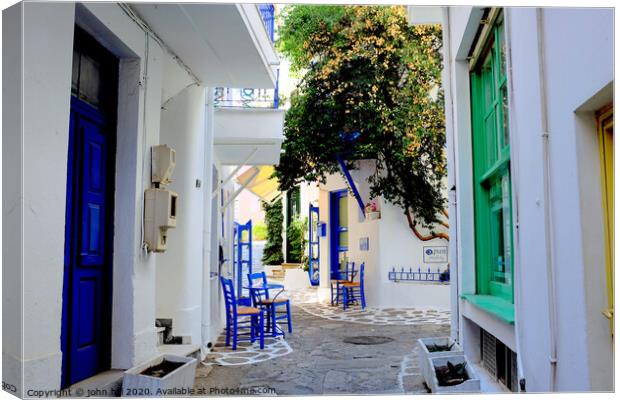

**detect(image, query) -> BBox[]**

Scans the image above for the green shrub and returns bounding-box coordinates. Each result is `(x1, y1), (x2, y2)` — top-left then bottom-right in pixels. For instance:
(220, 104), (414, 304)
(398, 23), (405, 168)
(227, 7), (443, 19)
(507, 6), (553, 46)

(286, 216), (307, 264)
(261, 198), (284, 265)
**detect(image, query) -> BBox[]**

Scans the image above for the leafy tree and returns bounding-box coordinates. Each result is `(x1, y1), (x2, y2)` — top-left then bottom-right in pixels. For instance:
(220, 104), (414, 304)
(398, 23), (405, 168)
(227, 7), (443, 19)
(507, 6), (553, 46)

(261, 198), (284, 265)
(275, 5), (448, 240)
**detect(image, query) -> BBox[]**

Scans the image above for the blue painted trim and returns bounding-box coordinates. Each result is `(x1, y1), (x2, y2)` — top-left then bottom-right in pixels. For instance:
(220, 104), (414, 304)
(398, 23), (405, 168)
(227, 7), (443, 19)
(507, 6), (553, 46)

(308, 204), (320, 286)
(234, 219), (253, 300)
(336, 154), (366, 216)
(329, 190), (348, 280)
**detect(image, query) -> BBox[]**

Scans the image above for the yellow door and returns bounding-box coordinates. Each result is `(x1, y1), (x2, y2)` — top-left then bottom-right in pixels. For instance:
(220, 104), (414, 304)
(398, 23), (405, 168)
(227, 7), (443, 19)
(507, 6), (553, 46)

(597, 105), (613, 333)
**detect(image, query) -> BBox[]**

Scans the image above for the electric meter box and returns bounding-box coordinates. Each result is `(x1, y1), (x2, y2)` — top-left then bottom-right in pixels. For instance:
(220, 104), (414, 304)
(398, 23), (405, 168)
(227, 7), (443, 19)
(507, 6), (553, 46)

(144, 188), (178, 252)
(151, 144), (176, 185)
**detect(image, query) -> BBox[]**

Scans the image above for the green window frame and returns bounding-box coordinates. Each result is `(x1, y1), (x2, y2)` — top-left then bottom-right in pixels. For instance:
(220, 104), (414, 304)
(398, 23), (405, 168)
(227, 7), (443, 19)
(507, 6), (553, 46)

(470, 13), (514, 303)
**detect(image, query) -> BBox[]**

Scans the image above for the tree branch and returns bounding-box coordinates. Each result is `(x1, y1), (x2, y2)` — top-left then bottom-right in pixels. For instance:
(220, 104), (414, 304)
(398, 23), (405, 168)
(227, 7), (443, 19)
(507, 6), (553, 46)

(406, 209), (449, 241)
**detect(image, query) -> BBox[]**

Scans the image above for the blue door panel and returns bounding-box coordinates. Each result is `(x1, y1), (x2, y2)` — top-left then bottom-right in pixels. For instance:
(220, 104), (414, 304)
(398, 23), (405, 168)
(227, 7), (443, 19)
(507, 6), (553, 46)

(62, 97), (113, 387)
(79, 119), (106, 266)
(77, 278), (96, 347)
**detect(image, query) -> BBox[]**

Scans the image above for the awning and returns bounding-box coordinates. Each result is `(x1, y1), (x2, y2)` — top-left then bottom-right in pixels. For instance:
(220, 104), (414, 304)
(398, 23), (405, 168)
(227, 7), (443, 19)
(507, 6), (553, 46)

(236, 166), (281, 203)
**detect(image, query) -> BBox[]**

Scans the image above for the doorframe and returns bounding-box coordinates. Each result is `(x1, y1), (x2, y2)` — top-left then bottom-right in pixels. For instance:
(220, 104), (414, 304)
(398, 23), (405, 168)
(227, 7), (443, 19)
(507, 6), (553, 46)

(329, 189), (348, 280)
(60, 26), (118, 388)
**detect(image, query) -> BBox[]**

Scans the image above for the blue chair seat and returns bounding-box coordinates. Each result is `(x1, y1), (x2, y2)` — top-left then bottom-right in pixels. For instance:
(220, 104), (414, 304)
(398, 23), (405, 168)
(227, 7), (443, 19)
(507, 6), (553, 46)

(343, 262), (366, 310)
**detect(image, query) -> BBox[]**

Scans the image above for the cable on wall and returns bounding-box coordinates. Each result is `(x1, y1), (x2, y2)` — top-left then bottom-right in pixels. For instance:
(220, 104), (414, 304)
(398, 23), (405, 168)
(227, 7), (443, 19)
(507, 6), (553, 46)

(117, 3), (201, 86)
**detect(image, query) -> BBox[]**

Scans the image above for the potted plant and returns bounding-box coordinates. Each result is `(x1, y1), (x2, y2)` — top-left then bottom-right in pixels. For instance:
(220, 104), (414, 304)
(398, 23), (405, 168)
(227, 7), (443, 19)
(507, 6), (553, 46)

(364, 200), (381, 220)
(427, 355), (480, 393)
(417, 337), (463, 386)
(122, 354), (197, 397)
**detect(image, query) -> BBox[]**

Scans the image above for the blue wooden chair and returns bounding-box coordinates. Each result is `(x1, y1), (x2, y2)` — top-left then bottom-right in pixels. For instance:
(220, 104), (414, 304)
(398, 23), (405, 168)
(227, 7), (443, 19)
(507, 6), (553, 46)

(220, 277), (264, 350)
(342, 262), (366, 310)
(331, 261), (356, 306)
(247, 271), (292, 337)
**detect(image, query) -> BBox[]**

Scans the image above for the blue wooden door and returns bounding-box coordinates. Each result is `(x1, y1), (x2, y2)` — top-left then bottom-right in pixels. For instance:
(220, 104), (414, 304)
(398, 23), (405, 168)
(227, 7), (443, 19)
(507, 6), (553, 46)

(330, 190), (349, 280)
(62, 27), (117, 387)
(63, 98), (114, 386)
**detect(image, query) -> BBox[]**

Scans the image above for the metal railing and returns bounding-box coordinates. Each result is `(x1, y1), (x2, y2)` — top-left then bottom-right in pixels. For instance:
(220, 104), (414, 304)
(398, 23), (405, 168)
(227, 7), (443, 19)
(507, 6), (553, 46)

(214, 83), (279, 109)
(388, 267), (448, 282)
(258, 4), (275, 43)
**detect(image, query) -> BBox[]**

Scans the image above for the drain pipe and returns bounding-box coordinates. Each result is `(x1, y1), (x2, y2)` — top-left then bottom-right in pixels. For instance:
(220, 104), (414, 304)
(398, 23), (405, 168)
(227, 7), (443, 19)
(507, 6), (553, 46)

(441, 6), (460, 343)
(201, 87), (216, 357)
(536, 8), (559, 391)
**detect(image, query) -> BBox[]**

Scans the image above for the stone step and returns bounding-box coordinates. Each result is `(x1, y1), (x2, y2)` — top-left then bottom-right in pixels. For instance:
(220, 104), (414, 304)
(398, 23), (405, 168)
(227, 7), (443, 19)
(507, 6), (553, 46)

(67, 369), (124, 397)
(281, 263), (303, 270)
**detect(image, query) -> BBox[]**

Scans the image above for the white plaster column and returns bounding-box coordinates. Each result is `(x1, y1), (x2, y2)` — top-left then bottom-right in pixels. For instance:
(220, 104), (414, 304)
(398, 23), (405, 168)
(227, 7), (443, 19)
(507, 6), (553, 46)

(156, 85), (206, 346)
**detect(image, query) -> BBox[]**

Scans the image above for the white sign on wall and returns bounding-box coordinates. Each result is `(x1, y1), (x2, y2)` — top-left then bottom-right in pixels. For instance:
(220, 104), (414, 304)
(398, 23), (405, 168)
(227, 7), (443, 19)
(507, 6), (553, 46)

(423, 246), (448, 263)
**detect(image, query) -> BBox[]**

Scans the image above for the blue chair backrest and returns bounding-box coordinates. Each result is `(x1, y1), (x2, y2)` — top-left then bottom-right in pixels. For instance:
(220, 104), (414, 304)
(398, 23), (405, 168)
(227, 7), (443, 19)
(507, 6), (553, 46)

(220, 277), (237, 318)
(248, 271), (267, 287)
(347, 262), (357, 281)
(358, 262), (365, 288)
(247, 271), (269, 304)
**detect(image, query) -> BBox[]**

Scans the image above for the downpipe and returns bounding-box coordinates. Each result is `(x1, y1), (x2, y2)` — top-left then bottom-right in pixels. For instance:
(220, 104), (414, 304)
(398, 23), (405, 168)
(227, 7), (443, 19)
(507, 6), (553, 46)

(201, 87), (216, 358)
(441, 7), (460, 343)
(536, 8), (559, 390)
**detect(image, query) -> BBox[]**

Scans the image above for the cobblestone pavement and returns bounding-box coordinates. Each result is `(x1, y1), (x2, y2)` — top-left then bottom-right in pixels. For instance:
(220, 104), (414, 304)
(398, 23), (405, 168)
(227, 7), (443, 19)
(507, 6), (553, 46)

(204, 336), (293, 366)
(287, 287), (451, 325)
(194, 305), (449, 395)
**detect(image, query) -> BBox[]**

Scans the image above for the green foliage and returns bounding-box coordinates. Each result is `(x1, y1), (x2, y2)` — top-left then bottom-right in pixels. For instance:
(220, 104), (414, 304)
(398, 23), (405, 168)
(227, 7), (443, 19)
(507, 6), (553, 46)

(274, 5), (446, 231)
(277, 5), (346, 73)
(252, 223), (268, 241)
(261, 198), (284, 265)
(286, 216), (307, 264)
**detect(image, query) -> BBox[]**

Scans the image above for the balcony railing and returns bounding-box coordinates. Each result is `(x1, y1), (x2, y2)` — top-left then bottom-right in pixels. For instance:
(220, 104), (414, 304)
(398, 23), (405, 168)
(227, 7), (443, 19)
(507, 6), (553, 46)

(258, 4), (275, 43)
(215, 70), (280, 109)
(214, 5), (279, 109)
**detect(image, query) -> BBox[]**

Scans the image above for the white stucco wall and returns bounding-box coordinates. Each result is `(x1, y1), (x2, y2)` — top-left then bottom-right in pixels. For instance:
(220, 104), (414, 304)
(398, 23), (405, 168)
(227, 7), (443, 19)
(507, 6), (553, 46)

(537, 8), (612, 391)
(156, 85), (206, 346)
(18, 2), (76, 393)
(3, 3), (26, 397)
(444, 6), (613, 392)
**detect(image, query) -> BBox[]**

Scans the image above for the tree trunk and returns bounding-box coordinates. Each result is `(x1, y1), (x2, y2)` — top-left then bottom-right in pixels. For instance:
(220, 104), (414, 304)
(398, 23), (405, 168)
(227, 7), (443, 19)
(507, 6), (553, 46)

(405, 209), (449, 241)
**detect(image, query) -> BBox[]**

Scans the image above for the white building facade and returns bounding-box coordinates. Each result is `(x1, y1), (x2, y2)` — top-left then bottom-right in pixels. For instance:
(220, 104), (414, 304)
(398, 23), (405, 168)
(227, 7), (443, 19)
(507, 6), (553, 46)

(436, 6), (613, 392)
(296, 162), (450, 310)
(3, 1), (282, 395)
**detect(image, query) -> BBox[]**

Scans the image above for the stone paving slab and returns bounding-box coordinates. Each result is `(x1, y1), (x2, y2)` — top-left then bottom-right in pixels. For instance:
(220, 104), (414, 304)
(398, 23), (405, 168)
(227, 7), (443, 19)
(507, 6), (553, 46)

(194, 305), (449, 395)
